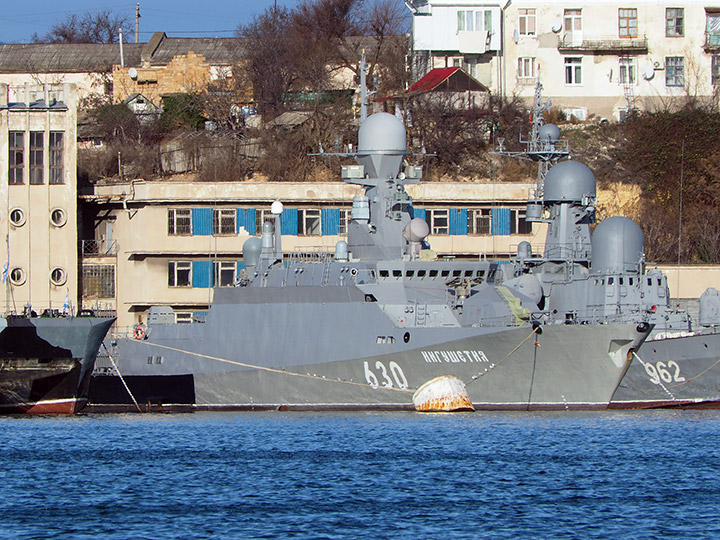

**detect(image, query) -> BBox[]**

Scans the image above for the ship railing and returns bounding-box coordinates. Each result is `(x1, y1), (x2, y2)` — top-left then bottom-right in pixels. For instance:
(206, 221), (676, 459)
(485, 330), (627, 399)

(285, 248), (335, 263)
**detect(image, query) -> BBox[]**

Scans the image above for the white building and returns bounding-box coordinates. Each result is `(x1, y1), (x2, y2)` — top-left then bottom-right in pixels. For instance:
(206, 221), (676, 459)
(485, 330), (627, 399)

(407, 0), (720, 120)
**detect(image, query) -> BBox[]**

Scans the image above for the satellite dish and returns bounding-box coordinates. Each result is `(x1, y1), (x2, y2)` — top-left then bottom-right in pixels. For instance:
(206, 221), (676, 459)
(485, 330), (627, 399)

(128, 67), (138, 79)
(642, 64), (655, 80)
(551, 19), (562, 33)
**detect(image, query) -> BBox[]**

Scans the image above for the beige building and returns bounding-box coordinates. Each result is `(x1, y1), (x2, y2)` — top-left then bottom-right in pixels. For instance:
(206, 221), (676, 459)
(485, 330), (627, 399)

(80, 179), (540, 331)
(408, 0), (720, 120)
(0, 83), (79, 315)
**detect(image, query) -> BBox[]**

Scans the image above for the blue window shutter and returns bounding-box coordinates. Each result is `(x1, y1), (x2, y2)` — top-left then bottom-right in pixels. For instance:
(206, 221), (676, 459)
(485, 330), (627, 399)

(237, 261), (245, 273)
(321, 208), (339, 235)
(281, 208), (298, 235)
(449, 208), (468, 235)
(491, 208), (511, 235)
(192, 260), (212, 288)
(412, 207), (426, 221)
(192, 208), (213, 236)
(237, 208), (256, 236)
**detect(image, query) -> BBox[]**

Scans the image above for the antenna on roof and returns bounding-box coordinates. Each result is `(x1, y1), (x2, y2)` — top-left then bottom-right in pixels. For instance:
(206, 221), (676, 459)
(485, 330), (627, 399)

(135, 3), (141, 44)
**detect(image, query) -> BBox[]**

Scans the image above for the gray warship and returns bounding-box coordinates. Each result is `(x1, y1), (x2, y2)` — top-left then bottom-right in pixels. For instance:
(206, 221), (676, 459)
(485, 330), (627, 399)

(88, 112), (650, 412)
(495, 84), (720, 409)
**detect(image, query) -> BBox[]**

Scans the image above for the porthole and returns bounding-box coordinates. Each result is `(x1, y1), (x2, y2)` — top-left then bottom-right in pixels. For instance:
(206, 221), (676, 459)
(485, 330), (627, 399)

(50, 267), (67, 286)
(9, 208), (25, 227)
(50, 208), (67, 227)
(9, 267), (26, 286)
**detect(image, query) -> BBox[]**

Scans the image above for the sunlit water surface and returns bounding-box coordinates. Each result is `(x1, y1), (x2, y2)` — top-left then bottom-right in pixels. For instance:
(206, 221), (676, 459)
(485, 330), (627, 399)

(2, 410), (720, 539)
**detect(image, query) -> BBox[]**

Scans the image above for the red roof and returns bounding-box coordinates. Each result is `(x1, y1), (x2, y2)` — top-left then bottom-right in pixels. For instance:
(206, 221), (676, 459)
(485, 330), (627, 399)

(408, 67), (461, 94)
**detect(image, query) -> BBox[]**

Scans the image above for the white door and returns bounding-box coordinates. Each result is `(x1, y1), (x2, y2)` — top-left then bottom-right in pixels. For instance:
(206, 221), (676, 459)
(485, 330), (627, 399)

(564, 9), (582, 46)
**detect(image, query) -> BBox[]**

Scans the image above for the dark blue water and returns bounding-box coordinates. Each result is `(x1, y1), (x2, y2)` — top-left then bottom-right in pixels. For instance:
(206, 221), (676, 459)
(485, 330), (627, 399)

(2, 411), (720, 539)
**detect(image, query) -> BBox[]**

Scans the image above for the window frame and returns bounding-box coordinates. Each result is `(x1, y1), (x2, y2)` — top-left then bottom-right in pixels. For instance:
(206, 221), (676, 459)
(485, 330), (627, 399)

(49, 131), (64, 185)
(618, 8), (638, 38)
(467, 209), (491, 235)
(168, 208), (192, 236)
(666, 7), (684, 37)
(518, 8), (536, 37)
(518, 57), (536, 79)
(428, 209), (449, 235)
(665, 56), (684, 87)
(168, 261), (192, 287)
(213, 208), (236, 236)
(213, 260), (237, 287)
(29, 131), (43, 185)
(619, 57), (637, 85)
(565, 57), (583, 86)
(298, 209), (321, 236)
(9, 131), (24, 185)
(713, 55), (720, 86)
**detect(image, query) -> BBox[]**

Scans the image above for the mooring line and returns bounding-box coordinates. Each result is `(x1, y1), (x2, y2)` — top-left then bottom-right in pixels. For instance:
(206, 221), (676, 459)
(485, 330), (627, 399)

(632, 351), (677, 401)
(465, 326), (539, 387)
(102, 342), (143, 412)
(136, 340), (415, 393)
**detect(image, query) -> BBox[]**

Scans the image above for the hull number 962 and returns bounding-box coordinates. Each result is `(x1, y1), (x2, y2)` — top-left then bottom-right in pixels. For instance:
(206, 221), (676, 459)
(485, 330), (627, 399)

(644, 360), (686, 385)
(364, 361), (408, 389)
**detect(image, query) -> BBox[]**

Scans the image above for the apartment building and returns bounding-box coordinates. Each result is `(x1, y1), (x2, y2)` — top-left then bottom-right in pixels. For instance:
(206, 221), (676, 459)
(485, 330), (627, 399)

(0, 83), (79, 315)
(408, 0), (720, 120)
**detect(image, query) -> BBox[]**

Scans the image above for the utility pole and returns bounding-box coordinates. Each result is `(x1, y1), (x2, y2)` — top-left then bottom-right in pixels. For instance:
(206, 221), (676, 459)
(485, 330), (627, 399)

(135, 3), (141, 44)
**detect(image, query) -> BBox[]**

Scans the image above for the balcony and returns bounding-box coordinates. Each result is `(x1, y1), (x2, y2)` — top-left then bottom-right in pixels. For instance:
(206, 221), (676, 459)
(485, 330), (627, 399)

(704, 32), (720, 52)
(80, 239), (118, 257)
(558, 34), (648, 54)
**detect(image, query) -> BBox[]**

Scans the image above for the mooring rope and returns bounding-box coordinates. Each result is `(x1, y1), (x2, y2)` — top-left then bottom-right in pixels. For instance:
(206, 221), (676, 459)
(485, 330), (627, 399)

(631, 351), (677, 401)
(102, 342), (143, 412)
(464, 326), (540, 387)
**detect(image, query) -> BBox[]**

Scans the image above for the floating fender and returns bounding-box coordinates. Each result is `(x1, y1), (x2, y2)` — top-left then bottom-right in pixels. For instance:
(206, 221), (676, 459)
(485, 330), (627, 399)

(412, 375), (474, 412)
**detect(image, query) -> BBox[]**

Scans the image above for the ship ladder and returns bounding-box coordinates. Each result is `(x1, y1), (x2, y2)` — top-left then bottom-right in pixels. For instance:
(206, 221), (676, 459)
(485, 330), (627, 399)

(321, 261), (331, 286)
(415, 303), (427, 326)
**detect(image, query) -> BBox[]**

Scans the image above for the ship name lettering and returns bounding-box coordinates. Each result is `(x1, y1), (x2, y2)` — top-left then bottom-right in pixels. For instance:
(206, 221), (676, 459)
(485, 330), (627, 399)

(421, 350), (489, 363)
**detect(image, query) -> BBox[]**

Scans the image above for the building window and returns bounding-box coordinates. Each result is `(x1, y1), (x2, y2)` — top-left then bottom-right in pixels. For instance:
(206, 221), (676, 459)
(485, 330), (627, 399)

(666, 8), (684, 36)
(709, 13), (720, 46)
(168, 209), (191, 235)
(49, 132), (64, 184)
(298, 209), (321, 236)
(29, 132), (43, 185)
(9, 208), (25, 227)
(713, 56), (720, 85)
(82, 265), (115, 298)
(168, 261), (191, 287)
(9, 267), (26, 286)
(619, 57), (637, 85)
(564, 9), (582, 44)
(511, 210), (532, 235)
(666, 56), (684, 87)
(468, 209), (491, 235)
(50, 267), (67, 286)
(175, 312), (194, 324)
(50, 208), (67, 227)
(255, 209), (271, 233)
(339, 209), (350, 235)
(428, 209), (449, 235)
(457, 10), (493, 33)
(518, 8), (536, 37)
(618, 8), (638, 38)
(213, 261), (236, 287)
(9, 132), (23, 185)
(565, 57), (582, 85)
(213, 209), (236, 235)
(518, 57), (536, 79)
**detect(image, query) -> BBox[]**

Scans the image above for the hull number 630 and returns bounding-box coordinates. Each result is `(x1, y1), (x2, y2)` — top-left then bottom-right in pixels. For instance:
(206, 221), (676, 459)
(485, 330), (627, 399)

(364, 361), (408, 389)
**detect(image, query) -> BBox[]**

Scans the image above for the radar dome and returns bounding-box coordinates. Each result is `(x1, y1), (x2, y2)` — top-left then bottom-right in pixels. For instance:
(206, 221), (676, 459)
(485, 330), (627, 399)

(358, 113), (406, 154)
(538, 123), (560, 143)
(591, 216), (644, 274)
(403, 218), (430, 243)
(543, 160), (596, 203)
(243, 237), (262, 267)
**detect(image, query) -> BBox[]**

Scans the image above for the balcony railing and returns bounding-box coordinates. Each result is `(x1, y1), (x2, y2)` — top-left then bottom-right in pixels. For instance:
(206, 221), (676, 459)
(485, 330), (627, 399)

(80, 239), (118, 257)
(704, 32), (720, 51)
(558, 34), (648, 54)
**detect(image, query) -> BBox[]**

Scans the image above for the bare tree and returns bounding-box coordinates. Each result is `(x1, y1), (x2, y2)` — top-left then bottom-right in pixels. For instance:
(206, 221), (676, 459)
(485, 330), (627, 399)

(33, 9), (130, 44)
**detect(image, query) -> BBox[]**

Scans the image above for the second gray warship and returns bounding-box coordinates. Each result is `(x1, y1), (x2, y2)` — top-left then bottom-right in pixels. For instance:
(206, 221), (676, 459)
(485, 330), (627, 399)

(88, 112), (649, 412)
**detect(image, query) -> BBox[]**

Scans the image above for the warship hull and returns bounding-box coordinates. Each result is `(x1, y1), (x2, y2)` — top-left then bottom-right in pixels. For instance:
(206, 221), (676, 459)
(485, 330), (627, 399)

(610, 332), (720, 409)
(89, 292), (646, 412)
(0, 316), (115, 415)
